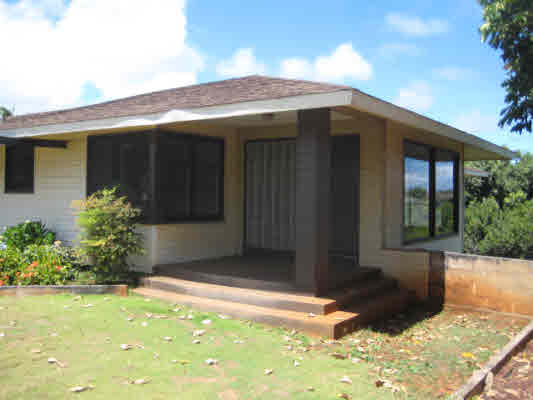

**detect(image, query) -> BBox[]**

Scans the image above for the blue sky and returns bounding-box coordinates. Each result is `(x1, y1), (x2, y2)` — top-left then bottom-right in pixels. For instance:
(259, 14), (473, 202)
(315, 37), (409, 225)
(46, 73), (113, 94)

(1, 0), (532, 154)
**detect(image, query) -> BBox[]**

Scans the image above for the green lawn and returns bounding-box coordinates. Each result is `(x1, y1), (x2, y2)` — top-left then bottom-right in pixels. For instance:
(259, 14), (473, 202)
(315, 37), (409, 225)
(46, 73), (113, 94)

(0, 294), (527, 399)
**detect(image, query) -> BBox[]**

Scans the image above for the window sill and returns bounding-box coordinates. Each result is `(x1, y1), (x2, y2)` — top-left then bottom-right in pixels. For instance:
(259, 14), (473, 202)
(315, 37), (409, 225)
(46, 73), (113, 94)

(403, 232), (459, 246)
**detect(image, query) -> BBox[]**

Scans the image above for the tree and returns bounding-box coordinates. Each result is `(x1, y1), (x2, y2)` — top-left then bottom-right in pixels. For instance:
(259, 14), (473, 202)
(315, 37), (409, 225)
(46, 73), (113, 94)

(479, 0), (533, 134)
(0, 106), (12, 120)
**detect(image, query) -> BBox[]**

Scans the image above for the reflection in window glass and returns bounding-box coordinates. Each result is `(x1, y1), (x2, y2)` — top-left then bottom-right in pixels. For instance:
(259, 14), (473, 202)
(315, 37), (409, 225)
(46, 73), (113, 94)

(435, 150), (456, 235)
(404, 143), (430, 241)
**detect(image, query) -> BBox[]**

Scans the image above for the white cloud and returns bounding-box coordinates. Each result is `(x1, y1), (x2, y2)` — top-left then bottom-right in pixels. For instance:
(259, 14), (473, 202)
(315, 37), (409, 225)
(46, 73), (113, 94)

(0, 0), (204, 114)
(433, 66), (474, 81)
(216, 48), (266, 78)
(385, 13), (450, 37)
(394, 81), (434, 112)
(377, 42), (422, 58)
(280, 43), (372, 83)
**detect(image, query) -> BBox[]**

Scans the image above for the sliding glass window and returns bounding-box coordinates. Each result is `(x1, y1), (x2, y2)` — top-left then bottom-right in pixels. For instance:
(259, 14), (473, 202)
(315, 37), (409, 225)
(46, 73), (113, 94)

(403, 141), (459, 243)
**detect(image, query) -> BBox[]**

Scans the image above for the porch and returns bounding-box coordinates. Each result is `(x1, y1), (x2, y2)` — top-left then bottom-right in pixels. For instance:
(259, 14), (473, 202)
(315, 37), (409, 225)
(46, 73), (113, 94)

(135, 254), (409, 338)
(153, 254), (375, 294)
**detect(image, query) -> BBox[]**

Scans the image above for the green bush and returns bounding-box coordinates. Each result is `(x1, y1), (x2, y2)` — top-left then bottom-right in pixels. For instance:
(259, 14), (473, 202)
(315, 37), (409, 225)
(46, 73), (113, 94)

(465, 193), (533, 259)
(0, 247), (24, 286)
(1, 220), (56, 251)
(76, 187), (144, 283)
(0, 243), (78, 286)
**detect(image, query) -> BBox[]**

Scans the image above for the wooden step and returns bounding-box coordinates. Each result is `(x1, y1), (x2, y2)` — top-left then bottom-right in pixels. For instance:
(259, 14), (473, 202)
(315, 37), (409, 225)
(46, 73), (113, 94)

(140, 276), (337, 315)
(344, 288), (409, 329)
(132, 287), (357, 339)
(329, 278), (397, 308)
(152, 268), (297, 293)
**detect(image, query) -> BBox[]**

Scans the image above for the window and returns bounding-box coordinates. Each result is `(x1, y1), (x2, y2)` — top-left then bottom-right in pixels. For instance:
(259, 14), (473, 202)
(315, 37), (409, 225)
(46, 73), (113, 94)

(87, 131), (224, 224)
(5, 143), (34, 193)
(404, 141), (458, 243)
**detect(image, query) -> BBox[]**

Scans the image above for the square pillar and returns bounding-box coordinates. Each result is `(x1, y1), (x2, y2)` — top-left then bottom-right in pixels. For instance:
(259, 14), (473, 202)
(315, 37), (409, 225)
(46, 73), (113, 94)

(295, 108), (331, 295)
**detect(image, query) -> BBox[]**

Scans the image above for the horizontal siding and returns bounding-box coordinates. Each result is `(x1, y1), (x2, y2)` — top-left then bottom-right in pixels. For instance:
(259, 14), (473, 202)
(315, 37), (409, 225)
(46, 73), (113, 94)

(0, 138), (86, 244)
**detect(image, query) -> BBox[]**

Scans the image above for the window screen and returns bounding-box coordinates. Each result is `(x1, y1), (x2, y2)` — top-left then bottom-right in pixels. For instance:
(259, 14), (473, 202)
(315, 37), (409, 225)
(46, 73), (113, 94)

(5, 143), (34, 193)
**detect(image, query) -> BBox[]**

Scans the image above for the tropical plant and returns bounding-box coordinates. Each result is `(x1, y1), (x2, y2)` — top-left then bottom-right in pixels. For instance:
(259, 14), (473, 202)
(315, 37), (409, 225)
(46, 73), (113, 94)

(479, 0), (533, 133)
(76, 187), (144, 282)
(1, 220), (56, 251)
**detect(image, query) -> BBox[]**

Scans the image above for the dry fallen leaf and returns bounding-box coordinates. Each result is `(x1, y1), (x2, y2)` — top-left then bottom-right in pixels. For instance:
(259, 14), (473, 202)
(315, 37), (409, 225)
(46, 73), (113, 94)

(293, 360), (300, 367)
(163, 336), (172, 342)
(120, 344), (133, 351)
(48, 357), (66, 368)
(205, 358), (218, 366)
(201, 319), (212, 325)
(31, 349), (41, 354)
(264, 369), (273, 375)
(306, 387), (314, 392)
(218, 314), (230, 319)
(70, 385), (94, 393)
(504, 388), (520, 397)
(462, 352), (476, 359)
(192, 339), (201, 344)
(134, 378), (151, 385)
(337, 394), (351, 399)
(330, 353), (347, 360)
(340, 376), (352, 384)
(192, 330), (206, 337)
(308, 313), (316, 318)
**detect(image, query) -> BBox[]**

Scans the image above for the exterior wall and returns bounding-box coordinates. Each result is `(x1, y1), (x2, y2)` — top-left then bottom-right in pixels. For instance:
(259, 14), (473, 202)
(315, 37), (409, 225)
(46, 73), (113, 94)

(429, 251), (533, 316)
(238, 113), (465, 299)
(0, 110), (466, 284)
(0, 138), (86, 244)
(126, 124), (243, 272)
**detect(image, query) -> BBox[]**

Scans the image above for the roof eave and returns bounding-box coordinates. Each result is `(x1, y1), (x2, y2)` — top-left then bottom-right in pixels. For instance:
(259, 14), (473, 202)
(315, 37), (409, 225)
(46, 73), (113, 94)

(0, 90), (354, 139)
(348, 89), (517, 161)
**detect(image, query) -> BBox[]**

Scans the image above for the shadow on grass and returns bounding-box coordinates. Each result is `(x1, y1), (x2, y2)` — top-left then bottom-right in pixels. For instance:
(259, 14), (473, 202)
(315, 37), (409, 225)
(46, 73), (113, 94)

(365, 302), (444, 337)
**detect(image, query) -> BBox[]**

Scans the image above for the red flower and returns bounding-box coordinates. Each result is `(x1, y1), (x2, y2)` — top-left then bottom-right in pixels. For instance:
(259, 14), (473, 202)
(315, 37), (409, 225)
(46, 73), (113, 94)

(30, 261), (38, 268)
(16, 271), (21, 276)
(0, 280), (4, 286)
(55, 265), (62, 271)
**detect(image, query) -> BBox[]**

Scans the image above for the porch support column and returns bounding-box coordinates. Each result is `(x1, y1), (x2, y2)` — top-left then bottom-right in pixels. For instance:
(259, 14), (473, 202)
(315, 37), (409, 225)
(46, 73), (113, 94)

(295, 108), (331, 296)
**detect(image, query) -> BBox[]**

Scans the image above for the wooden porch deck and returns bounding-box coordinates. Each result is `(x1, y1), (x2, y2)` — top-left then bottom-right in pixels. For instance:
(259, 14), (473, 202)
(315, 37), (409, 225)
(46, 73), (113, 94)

(135, 254), (409, 338)
(153, 254), (370, 294)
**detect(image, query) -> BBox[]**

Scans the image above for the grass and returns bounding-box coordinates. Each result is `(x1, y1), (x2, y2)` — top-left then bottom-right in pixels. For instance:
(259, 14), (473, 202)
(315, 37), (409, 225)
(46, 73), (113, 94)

(0, 294), (527, 400)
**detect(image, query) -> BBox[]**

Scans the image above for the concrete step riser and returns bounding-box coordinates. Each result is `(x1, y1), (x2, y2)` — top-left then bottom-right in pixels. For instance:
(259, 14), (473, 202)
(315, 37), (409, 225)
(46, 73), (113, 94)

(140, 277), (337, 315)
(133, 288), (351, 338)
(335, 279), (397, 308)
(153, 270), (296, 293)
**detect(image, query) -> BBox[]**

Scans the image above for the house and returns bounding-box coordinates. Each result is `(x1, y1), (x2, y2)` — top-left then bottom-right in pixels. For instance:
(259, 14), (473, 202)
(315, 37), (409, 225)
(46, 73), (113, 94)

(0, 76), (514, 337)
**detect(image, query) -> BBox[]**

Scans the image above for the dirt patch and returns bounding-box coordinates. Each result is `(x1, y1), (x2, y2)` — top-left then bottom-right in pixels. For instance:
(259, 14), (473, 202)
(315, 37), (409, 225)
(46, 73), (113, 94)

(480, 339), (533, 400)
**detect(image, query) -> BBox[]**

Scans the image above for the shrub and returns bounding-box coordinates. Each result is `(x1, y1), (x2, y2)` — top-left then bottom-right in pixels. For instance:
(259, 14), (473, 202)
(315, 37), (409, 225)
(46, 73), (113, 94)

(1, 220), (56, 251)
(465, 193), (533, 259)
(0, 247), (23, 286)
(76, 187), (144, 283)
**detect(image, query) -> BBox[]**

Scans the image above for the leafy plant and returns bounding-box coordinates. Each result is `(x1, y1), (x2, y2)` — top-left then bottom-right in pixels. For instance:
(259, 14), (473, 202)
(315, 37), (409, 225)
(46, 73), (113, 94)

(1, 220), (56, 251)
(76, 187), (144, 283)
(0, 242), (77, 286)
(479, 0), (533, 134)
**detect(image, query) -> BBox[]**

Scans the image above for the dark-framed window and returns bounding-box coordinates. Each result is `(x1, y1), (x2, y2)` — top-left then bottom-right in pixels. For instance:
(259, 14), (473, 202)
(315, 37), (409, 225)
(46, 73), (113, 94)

(87, 131), (224, 224)
(403, 140), (459, 243)
(5, 143), (35, 193)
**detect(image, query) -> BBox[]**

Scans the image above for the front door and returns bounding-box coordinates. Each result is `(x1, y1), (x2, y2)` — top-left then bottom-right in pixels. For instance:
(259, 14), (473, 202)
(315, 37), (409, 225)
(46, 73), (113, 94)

(244, 136), (359, 261)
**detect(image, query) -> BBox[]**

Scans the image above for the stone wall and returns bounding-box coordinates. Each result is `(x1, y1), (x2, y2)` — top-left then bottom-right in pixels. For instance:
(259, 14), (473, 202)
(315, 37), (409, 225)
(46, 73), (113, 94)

(429, 251), (533, 316)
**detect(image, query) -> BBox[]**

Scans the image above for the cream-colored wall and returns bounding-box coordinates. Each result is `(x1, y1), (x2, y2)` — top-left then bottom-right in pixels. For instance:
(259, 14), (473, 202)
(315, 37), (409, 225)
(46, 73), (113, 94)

(139, 124), (243, 271)
(0, 139), (86, 244)
(237, 113), (465, 299)
(0, 113), (466, 286)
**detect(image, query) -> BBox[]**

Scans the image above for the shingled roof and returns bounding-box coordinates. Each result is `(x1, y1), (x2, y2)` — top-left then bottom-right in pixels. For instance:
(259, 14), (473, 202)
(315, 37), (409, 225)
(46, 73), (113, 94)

(0, 75), (350, 131)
